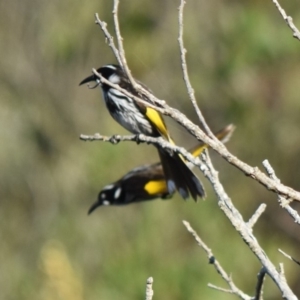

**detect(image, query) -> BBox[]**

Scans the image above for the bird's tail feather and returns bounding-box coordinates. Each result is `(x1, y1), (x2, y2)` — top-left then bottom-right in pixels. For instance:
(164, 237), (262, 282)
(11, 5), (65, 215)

(158, 148), (205, 201)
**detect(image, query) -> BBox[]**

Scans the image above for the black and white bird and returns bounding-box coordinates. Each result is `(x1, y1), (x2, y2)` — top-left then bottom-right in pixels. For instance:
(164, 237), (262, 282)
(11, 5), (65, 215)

(80, 64), (205, 201)
(87, 124), (235, 213)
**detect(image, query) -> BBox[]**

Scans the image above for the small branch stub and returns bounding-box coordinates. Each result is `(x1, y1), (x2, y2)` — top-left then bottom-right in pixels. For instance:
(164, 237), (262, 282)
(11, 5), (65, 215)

(145, 277), (154, 300)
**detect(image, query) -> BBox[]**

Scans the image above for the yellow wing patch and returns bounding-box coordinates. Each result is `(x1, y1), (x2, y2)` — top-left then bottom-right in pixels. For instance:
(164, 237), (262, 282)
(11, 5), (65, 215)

(145, 107), (172, 141)
(144, 180), (168, 196)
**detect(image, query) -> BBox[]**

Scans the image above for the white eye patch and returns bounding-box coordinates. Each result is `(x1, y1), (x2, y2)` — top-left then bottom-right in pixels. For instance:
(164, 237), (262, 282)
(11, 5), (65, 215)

(109, 73), (120, 84)
(114, 187), (122, 199)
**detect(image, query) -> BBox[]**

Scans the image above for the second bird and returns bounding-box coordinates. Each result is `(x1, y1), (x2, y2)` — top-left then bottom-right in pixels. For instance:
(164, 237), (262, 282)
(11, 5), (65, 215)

(80, 64), (204, 201)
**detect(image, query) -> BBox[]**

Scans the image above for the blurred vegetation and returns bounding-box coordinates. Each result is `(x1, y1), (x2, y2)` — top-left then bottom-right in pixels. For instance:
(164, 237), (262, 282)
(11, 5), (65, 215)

(1, 0), (300, 299)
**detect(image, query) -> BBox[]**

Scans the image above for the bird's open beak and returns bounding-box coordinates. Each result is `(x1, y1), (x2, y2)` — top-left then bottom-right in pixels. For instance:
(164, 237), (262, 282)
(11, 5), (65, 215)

(79, 74), (97, 86)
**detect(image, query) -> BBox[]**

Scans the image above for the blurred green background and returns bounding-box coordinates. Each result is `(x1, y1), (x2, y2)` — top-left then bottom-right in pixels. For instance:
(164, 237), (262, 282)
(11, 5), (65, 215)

(1, 0), (300, 299)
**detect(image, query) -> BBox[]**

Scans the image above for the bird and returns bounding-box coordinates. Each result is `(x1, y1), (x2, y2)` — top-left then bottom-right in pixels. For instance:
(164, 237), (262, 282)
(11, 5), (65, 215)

(80, 64), (205, 201)
(88, 124), (235, 213)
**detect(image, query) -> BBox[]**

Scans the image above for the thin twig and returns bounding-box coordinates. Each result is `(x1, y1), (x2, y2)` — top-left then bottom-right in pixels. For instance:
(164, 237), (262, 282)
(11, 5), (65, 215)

(145, 277), (154, 300)
(207, 284), (235, 294)
(271, 0), (300, 40)
(80, 133), (207, 172)
(183, 221), (252, 300)
(178, 0), (214, 138)
(112, 0), (137, 87)
(247, 204), (267, 229)
(94, 13), (122, 66)
(262, 160), (300, 224)
(254, 267), (266, 300)
(279, 249), (300, 266)
(279, 263), (285, 277)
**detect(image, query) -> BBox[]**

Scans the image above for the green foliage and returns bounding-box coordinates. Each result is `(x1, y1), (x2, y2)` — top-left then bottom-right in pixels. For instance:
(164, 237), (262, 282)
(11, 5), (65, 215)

(1, 0), (300, 299)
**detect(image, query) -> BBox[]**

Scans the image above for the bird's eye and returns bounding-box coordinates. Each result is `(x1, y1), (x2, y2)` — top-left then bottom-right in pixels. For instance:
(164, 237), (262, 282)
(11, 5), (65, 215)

(101, 193), (106, 199)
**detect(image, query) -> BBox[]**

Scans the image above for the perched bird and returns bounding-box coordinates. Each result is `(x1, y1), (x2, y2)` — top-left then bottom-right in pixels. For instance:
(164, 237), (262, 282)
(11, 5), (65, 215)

(80, 64), (204, 201)
(88, 124), (235, 213)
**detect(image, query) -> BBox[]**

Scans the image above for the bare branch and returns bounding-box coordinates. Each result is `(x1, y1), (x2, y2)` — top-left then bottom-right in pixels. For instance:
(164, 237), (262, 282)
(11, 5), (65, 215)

(177, 0), (214, 137)
(271, 0), (300, 40)
(183, 221), (252, 300)
(247, 204), (267, 229)
(112, 0), (137, 88)
(201, 153), (297, 300)
(94, 13), (122, 67)
(279, 263), (285, 277)
(207, 284), (236, 294)
(262, 160), (300, 224)
(279, 249), (300, 266)
(94, 5), (139, 88)
(145, 277), (154, 300)
(254, 267), (266, 300)
(80, 133), (207, 173)
(80, 133), (129, 143)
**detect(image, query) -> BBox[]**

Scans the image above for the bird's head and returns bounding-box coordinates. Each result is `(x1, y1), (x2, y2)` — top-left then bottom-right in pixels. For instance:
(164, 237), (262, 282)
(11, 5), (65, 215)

(79, 64), (123, 88)
(87, 182), (124, 214)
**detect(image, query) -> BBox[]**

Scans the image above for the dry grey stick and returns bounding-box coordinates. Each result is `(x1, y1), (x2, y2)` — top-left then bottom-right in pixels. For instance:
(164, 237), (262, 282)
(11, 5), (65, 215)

(271, 0), (300, 40)
(79, 133), (207, 172)
(178, 0), (214, 137)
(112, 0), (125, 68)
(201, 152), (297, 300)
(207, 285), (233, 294)
(145, 277), (154, 300)
(247, 204), (267, 229)
(262, 160), (300, 224)
(112, 0), (137, 88)
(279, 263), (286, 279)
(95, 5), (140, 90)
(94, 13), (122, 67)
(183, 220), (252, 300)
(279, 249), (300, 266)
